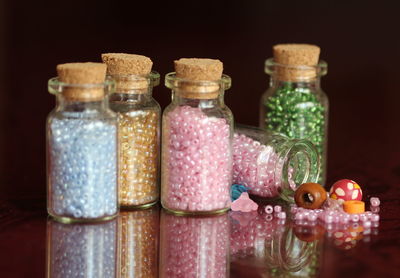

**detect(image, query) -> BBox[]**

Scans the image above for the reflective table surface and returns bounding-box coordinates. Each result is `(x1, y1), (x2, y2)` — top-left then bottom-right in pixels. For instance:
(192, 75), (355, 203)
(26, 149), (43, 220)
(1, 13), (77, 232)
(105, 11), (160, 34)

(0, 179), (399, 278)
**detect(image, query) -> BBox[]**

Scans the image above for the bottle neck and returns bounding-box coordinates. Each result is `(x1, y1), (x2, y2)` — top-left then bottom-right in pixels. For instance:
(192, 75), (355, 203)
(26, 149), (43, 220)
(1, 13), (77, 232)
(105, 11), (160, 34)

(172, 90), (226, 108)
(56, 95), (108, 111)
(270, 77), (321, 90)
(273, 136), (320, 202)
(109, 90), (153, 104)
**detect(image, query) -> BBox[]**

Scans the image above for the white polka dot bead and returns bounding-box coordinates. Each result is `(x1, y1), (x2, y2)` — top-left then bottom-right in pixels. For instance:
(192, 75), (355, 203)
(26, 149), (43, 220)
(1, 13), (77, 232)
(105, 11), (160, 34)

(48, 113), (118, 221)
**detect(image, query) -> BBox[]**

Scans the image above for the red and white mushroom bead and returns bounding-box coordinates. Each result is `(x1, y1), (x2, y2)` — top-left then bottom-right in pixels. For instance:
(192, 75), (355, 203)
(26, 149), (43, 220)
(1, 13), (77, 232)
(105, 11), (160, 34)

(329, 179), (362, 203)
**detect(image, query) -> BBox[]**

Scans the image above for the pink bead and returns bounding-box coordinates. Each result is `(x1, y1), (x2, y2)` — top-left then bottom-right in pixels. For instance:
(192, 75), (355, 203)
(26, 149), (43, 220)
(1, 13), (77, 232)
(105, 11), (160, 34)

(370, 197), (380, 207)
(232, 133), (286, 198)
(295, 213), (304, 220)
(359, 214), (368, 222)
(324, 215), (334, 223)
(290, 206), (298, 214)
(351, 214), (360, 222)
(307, 213), (317, 222)
(163, 106), (232, 212)
(274, 205), (282, 213)
(370, 214), (380, 222)
(231, 192), (258, 212)
(371, 206), (380, 213)
(277, 211), (286, 219)
(363, 221), (372, 228)
(265, 205), (273, 214)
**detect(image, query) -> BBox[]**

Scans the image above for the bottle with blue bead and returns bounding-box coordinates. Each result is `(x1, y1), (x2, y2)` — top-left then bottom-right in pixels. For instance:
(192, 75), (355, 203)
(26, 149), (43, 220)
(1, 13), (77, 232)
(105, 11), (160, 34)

(47, 62), (118, 223)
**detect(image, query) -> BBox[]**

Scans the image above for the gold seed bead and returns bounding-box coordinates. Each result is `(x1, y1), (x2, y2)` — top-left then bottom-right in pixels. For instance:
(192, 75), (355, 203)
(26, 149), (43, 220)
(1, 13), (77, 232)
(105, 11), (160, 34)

(118, 110), (159, 207)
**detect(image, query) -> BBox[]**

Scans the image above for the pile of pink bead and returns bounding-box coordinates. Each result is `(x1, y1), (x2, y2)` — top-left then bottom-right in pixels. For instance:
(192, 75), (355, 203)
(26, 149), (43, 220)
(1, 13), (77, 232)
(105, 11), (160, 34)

(289, 197), (381, 228)
(162, 105), (232, 212)
(232, 133), (294, 198)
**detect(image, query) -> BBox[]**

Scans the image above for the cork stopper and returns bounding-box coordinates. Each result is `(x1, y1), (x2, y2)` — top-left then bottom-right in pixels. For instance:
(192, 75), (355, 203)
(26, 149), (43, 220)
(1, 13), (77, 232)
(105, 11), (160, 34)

(173, 58), (223, 99)
(102, 53), (153, 92)
(273, 44), (320, 81)
(56, 62), (107, 101)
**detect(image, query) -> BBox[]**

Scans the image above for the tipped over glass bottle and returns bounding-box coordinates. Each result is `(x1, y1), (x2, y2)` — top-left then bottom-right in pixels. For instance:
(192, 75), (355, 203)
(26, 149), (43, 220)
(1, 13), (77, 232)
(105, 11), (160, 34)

(260, 44), (328, 184)
(161, 58), (233, 215)
(103, 53), (161, 209)
(46, 62), (118, 223)
(233, 125), (319, 203)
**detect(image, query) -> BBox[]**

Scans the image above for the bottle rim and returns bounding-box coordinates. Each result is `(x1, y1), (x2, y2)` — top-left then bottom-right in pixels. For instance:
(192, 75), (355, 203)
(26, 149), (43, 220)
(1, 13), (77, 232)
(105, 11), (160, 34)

(278, 137), (320, 203)
(48, 76), (115, 95)
(165, 72), (232, 91)
(107, 71), (160, 87)
(265, 58), (328, 78)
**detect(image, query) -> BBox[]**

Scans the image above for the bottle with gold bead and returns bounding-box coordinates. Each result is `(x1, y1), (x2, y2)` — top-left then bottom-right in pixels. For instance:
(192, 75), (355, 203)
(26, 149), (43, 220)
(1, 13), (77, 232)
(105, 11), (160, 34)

(102, 53), (160, 209)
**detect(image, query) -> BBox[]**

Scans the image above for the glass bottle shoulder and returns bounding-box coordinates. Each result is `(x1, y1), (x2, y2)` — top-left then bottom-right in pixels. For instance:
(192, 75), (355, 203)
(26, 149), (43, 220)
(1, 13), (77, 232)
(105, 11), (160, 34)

(109, 95), (161, 115)
(163, 99), (233, 124)
(47, 104), (117, 126)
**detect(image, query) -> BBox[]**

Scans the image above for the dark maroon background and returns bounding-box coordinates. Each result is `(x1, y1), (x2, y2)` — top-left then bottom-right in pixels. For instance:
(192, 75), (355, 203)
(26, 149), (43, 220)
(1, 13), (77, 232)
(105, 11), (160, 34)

(1, 0), (400, 197)
(1, 1), (400, 277)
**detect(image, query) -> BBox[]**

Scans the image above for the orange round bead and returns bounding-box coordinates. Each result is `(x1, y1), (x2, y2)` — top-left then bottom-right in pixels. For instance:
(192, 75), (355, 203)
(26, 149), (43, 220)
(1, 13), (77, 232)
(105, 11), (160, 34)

(294, 183), (327, 209)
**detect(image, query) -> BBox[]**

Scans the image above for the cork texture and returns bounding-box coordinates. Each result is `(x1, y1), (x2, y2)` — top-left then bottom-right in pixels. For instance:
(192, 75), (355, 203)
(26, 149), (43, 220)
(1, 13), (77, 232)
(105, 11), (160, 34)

(56, 62), (107, 101)
(102, 53), (153, 75)
(173, 58), (223, 99)
(175, 58), (223, 81)
(273, 44), (320, 81)
(102, 53), (153, 92)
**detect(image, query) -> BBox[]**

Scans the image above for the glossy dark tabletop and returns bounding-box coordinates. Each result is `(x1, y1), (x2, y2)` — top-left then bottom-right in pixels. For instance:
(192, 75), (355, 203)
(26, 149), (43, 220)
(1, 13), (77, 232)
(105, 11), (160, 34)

(1, 170), (399, 278)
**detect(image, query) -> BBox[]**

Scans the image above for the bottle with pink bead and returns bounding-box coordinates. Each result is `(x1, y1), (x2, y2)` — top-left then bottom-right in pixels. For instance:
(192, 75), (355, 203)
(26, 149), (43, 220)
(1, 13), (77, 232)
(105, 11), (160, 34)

(233, 125), (320, 202)
(161, 58), (233, 214)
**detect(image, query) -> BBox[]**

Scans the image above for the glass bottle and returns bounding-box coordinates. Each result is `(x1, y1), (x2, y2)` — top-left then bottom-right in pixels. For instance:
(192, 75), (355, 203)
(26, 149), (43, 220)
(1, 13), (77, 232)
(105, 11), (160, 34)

(108, 72), (161, 208)
(260, 58), (328, 184)
(161, 73), (233, 214)
(118, 207), (159, 278)
(46, 218), (118, 278)
(47, 76), (118, 222)
(159, 210), (230, 278)
(234, 125), (319, 203)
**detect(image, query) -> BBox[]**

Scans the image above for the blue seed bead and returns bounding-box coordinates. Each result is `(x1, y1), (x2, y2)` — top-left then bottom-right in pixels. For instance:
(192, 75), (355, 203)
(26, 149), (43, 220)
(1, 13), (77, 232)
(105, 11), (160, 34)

(49, 115), (117, 220)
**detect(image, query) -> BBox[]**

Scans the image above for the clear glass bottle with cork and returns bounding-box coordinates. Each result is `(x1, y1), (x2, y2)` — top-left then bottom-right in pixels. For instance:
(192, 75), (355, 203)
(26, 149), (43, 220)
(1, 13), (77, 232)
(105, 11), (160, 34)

(46, 62), (118, 223)
(233, 125), (320, 203)
(161, 58), (233, 214)
(102, 53), (160, 209)
(260, 44), (328, 184)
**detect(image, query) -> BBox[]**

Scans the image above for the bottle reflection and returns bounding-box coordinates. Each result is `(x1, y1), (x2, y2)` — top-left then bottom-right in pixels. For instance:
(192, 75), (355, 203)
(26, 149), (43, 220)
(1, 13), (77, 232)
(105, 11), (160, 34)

(160, 210), (230, 278)
(230, 210), (321, 277)
(46, 218), (118, 278)
(118, 208), (159, 278)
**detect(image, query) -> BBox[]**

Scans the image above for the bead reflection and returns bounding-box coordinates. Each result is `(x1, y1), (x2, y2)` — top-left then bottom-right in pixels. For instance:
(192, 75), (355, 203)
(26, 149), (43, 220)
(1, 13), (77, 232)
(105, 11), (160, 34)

(118, 208), (159, 278)
(160, 210), (230, 278)
(46, 218), (117, 278)
(230, 210), (321, 277)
